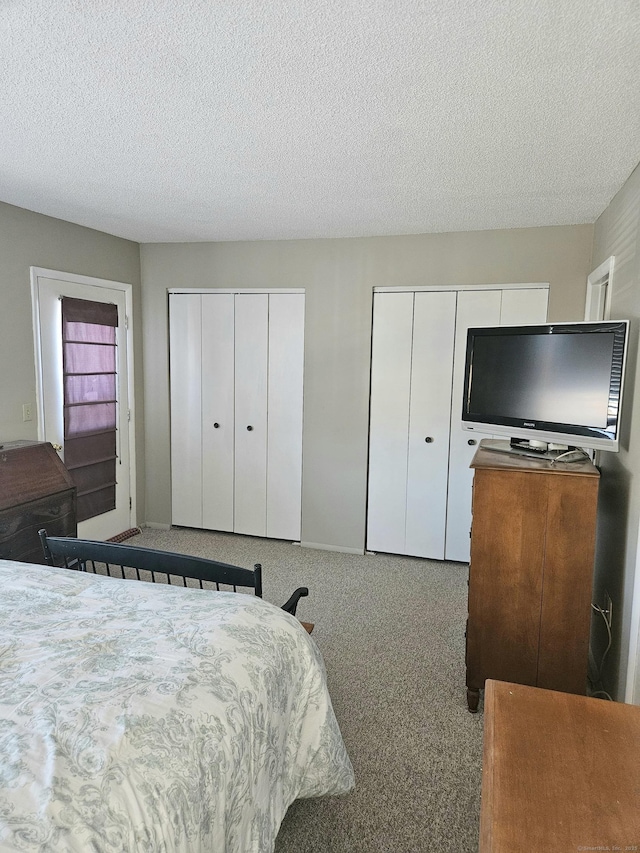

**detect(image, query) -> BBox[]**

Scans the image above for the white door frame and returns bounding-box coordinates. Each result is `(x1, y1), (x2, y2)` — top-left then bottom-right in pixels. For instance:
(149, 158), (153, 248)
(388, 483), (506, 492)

(626, 528), (640, 703)
(583, 256), (640, 703)
(30, 266), (137, 534)
(585, 256), (615, 321)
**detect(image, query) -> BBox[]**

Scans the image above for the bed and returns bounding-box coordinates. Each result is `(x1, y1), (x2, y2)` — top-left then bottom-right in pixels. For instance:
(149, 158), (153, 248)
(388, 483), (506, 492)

(0, 558), (354, 852)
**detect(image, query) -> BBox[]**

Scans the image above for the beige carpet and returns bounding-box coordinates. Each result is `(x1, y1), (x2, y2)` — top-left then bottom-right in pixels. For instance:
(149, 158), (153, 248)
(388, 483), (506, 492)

(128, 526), (485, 853)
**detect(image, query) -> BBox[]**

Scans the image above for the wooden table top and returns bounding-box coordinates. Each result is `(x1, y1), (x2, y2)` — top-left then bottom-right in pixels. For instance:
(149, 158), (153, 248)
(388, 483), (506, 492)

(481, 679), (640, 852)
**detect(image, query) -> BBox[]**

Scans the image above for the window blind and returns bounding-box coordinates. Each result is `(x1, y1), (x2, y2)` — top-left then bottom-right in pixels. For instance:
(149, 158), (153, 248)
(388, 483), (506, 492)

(61, 297), (118, 523)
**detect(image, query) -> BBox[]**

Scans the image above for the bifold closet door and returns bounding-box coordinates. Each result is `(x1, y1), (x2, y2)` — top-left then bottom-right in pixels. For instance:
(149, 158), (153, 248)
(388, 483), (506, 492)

(405, 292), (456, 556)
(367, 290), (456, 558)
(444, 286), (549, 562)
(266, 293), (304, 540)
(172, 290), (304, 540)
(232, 293), (304, 539)
(445, 289), (502, 562)
(170, 293), (203, 528)
(367, 292), (413, 555)
(234, 294), (269, 536)
(201, 294), (235, 532)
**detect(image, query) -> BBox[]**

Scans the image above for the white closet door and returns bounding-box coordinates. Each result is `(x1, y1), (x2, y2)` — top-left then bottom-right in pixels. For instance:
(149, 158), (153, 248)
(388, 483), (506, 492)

(367, 292), (414, 554)
(500, 287), (548, 325)
(201, 294), (235, 532)
(234, 294), (269, 536)
(444, 287), (549, 561)
(267, 293), (304, 540)
(170, 293), (203, 527)
(445, 289), (502, 562)
(405, 291), (457, 558)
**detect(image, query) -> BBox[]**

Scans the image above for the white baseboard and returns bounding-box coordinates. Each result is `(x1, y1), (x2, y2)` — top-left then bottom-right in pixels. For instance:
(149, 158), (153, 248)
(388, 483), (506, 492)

(142, 522), (172, 530)
(300, 540), (365, 555)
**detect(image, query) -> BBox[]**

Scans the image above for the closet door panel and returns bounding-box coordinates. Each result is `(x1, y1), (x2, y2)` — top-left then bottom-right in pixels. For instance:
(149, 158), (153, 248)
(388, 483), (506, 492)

(267, 293), (304, 540)
(444, 288), (549, 562)
(170, 294), (203, 528)
(234, 294), (269, 537)
(201, 294), (235, 532)
(405, 291), (457, 558)
(500, 287), (549, 325)
(445, 290), (502, 562)
(367, 292), (414, 554)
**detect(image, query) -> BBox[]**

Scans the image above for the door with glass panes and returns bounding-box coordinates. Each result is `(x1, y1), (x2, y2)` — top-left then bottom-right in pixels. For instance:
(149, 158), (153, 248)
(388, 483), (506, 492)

(31, 270), (134, 541)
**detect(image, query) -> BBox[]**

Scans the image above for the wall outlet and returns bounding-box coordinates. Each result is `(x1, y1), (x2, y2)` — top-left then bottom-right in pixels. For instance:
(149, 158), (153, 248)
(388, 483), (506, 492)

(22, 403), (33, 422)
(604, 590), (613, 629)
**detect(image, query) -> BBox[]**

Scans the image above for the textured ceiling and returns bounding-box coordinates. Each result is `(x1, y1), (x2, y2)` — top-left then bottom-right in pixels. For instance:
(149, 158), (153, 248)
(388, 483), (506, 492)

(1, 1), (640, 243)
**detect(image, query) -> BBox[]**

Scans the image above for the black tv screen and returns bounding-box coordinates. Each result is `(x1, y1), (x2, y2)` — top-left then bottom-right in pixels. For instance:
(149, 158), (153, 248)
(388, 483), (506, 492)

(462, 321), (628, 451)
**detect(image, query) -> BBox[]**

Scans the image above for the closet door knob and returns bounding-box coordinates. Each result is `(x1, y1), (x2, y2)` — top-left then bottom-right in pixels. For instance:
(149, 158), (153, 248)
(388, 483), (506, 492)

(247, 425), (253, 431)
(425, 436), (434, 443)
(468, 439), (477, 446)
(213, 423), (220, 429)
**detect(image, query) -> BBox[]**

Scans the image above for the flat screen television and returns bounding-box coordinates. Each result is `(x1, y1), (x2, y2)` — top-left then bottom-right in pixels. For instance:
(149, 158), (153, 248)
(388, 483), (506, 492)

(461, 320), (629, 453)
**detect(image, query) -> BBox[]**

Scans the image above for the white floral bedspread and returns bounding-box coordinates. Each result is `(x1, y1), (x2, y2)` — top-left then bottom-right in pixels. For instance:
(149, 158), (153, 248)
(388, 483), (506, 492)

(0, 560), (354, 852)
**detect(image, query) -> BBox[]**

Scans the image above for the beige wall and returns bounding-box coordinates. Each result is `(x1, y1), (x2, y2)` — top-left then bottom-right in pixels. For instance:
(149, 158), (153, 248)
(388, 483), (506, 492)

(591, 161), (640, 701)
(0, 201), (144, 518)
(141, 224), (593, 551)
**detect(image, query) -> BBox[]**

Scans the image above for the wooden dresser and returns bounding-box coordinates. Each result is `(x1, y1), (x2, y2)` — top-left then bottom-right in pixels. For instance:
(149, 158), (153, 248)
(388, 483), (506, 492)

(481, 679), (640, 851)
(466, 442), (600, 712)
(0, 441), (77, 563)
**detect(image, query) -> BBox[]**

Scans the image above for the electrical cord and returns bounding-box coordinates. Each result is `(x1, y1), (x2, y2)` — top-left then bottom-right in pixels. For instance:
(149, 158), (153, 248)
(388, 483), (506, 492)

(588, 602), (613, 701)
(550, 447), (591, 465)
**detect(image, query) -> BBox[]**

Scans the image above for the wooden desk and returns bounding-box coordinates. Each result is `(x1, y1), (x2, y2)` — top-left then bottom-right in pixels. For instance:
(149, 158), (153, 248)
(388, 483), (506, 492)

(0, 441), (76, 562)
(480, 679), (640, 852)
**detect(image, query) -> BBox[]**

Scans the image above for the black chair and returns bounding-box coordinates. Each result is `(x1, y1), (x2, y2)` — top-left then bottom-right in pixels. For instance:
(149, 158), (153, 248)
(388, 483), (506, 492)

(38, 529), (309, 617)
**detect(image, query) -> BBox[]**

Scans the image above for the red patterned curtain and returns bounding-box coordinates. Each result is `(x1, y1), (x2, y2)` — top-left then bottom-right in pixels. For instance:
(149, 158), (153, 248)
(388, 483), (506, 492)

(61, 297), (118, 523)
